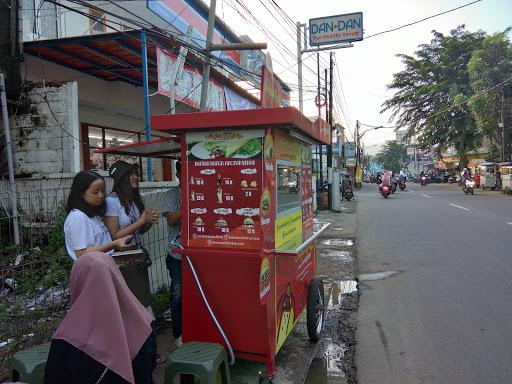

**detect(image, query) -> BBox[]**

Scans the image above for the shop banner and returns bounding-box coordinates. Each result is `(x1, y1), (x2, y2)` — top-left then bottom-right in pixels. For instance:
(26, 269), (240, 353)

(260, 53), (283, 108)
(274, 129), (302, 164)
(224, 86), (258, 111)
(157, 47), (226, 111)
(147, 0), (241, 67)
(186, 129), (264, 249)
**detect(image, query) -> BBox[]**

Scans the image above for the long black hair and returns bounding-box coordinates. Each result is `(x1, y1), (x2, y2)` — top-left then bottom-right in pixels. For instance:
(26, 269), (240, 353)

(112, 165), (145, 216)
(66, 171), (106, 217)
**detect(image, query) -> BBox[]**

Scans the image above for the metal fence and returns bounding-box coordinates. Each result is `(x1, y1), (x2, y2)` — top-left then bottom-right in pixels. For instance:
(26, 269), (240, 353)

(0, 178), (174, 369)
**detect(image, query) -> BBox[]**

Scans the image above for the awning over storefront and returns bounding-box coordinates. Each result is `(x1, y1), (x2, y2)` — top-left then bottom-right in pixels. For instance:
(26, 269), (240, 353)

(94, 138), (180, 158)
(23, 30), (260, 105)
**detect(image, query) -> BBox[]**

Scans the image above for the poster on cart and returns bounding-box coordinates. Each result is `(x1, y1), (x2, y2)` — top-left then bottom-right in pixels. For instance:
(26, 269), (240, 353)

(275, 243), (316, 352)
(186, 129), (264, 250)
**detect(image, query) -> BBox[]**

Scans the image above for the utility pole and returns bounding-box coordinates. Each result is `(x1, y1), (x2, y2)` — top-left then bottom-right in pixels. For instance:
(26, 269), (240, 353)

(317, 52), (324, 196)
(296, 21), (304, 113)
(199, 0), (217, 112)
(200, 0), (266, 111)
(355, 120), (361, 188)
(328, 54), (334, 203)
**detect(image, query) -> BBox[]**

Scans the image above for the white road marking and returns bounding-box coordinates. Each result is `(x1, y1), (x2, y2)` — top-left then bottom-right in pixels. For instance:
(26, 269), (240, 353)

(408, 189), (416, 192)
(507, 222), (512, 226)
(450, 203), (471, 211)
(422, 194), (432, 198)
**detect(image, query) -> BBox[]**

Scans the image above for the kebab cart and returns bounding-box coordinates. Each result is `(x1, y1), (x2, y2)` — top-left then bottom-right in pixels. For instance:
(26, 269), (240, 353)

(150, 107), (331, 379)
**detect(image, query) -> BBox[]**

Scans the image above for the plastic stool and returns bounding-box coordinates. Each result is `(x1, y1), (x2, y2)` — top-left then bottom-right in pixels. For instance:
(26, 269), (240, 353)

(164, 342), (231, 384)
(10, 343), (50, 384)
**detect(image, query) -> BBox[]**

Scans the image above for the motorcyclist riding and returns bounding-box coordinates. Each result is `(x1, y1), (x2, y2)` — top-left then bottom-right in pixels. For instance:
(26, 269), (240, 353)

(399, 169), (407, 182)
(461, 168), (470, 185)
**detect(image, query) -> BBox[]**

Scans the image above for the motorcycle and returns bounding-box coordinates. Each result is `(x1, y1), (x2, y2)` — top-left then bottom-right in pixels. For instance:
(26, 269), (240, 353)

(342, 185), (354, 201)
(420, 175), (427, 187)
(463, 179), (475, 195)
(380, 184), (391, 198)
(391, 181), (397, 194)
(399, 179), (406, 190)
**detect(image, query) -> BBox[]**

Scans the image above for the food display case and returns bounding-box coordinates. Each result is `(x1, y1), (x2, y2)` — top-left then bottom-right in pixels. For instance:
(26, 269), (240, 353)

(151, 107), (331, 376)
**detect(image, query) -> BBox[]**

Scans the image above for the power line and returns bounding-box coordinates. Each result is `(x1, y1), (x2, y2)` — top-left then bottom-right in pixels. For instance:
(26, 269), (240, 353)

(364, 0), (482, 40)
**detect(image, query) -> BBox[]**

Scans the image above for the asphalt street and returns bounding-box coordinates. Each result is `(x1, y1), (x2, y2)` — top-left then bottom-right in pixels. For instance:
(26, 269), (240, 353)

(355, 183), (512, 384)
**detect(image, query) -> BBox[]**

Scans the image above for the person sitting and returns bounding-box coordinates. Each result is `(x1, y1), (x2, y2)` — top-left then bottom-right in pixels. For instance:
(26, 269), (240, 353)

(44, 252), (156, 384)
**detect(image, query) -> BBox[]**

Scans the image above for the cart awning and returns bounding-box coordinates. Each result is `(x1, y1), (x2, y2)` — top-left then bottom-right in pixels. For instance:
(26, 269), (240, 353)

(151, 107), (332, 145)
(94, 138), (180, 158)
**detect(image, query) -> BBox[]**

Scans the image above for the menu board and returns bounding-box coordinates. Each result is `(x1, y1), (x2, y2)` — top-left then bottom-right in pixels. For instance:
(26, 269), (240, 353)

(186, 130), (264, 250)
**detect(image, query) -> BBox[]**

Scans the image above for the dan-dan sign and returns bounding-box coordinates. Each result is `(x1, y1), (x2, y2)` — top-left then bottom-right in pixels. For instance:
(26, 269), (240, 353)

(309, 12), (363, 46)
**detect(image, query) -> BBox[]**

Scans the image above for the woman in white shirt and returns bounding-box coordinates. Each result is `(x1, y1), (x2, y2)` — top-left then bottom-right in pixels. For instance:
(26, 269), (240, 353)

(64, 171), (132, 261)
(103, 161), (159, 245)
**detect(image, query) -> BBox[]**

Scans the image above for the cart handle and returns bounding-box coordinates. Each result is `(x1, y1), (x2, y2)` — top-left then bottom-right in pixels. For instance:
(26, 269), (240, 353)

(170, 233), (235, 365)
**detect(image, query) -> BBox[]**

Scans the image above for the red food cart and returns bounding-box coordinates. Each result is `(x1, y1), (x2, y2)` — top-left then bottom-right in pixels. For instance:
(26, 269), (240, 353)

(151, 107), (331, 378)
(98, 107), (331, 379)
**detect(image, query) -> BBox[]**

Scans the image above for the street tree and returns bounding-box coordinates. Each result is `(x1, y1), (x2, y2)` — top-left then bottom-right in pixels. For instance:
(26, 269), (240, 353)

(374, 140), (408, 171)
(382, 26), (486, 167)
(467, 29), (512, 154)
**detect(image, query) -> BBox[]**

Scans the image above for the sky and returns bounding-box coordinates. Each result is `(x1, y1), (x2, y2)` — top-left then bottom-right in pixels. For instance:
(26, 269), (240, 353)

(219, 0), (512, 154)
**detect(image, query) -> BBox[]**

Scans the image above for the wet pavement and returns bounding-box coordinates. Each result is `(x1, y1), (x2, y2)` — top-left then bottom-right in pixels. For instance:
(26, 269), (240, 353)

(305, 199), (359, 384)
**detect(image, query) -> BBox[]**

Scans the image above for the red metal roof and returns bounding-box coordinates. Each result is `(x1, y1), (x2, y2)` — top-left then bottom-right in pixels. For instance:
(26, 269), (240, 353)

(151, 107), (331, 145)
(23, 30), (260, 105)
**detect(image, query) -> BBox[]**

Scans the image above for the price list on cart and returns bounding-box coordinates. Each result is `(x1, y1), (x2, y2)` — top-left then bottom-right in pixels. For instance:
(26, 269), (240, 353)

(186, 131), (264, 250)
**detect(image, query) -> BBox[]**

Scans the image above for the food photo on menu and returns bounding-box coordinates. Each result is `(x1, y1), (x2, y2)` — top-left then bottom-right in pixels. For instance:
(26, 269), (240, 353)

(189, 137), (263, 160)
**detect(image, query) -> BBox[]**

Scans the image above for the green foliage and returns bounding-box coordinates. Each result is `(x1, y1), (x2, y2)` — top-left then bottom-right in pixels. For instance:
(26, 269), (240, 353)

(468, 29), (512, 148)
(151, 285), (170, 328)
(382, 26), (491, 166)
(47, 205), (67, 254)
(152, 285), (170, 314)
(374, 141), (409, 171)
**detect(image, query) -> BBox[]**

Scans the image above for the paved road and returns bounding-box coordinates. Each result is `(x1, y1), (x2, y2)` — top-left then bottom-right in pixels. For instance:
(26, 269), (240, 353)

(356, 183), (512, 384)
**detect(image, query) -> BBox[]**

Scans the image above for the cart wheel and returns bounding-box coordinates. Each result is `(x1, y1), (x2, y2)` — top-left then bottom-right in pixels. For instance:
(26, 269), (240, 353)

(307, 278), (325, 342)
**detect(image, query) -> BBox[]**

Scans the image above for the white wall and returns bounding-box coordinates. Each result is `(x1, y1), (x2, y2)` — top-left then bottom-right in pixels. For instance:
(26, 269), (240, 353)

(23, 56), (196, 178)
(10, 82), (78, 176)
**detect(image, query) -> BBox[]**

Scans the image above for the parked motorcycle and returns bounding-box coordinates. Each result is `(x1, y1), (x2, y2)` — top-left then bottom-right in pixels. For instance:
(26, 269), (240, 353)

(463, 179), (475, 195)
(380, 184), (391, 198)
(420, 175), (427, 187)
(399, 179), (406, 190)
(342, 185), (354, 201)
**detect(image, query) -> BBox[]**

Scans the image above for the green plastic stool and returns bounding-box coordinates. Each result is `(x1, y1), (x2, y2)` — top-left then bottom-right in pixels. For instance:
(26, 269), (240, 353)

(10, 343), (50, 384)
(164, 342), (231, 384)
